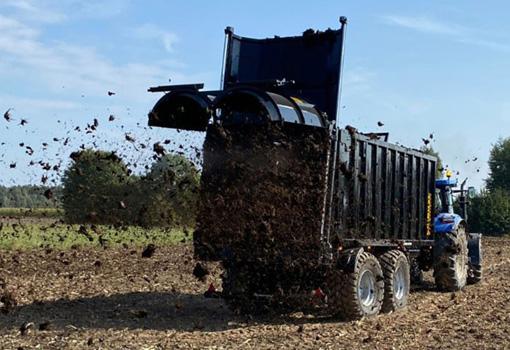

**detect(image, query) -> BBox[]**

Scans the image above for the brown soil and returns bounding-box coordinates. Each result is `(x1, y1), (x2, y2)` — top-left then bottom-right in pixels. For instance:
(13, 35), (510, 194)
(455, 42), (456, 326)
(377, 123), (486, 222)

(0, 237), (508, 349)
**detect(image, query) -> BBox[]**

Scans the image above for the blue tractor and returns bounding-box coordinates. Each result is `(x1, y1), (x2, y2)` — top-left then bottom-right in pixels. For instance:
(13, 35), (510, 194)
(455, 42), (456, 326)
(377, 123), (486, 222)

(431, 170), (483, 290)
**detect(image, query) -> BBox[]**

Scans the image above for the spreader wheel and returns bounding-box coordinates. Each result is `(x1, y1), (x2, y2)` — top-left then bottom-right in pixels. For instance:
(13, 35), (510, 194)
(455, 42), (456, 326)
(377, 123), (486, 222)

(380, 250), (410, 312)
(326, 251), (384, 320)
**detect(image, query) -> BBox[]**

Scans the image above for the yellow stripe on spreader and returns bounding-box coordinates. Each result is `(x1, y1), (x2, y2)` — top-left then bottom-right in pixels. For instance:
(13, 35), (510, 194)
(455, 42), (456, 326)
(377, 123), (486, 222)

(426, 193), (432, 237)
(291, 97), (304, 104)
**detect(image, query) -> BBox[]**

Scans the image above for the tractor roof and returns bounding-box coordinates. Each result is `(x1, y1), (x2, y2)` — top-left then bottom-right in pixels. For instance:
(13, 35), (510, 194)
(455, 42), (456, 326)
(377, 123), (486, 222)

(435, 178), (458, 188)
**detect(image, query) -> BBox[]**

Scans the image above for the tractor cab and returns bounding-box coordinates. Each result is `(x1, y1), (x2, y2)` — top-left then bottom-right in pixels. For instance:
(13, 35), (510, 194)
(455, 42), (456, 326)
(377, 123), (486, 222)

(434, 170), (476, 233)
(435, 176), (457, 215)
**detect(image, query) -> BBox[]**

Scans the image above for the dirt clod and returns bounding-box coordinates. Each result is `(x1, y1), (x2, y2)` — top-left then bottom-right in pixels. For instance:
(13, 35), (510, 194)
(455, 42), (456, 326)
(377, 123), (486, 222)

(0, 291), (18, 314)
(141, 244), (156, 258)
(19, 322), (34, 336)
(192, 262), (209, 281)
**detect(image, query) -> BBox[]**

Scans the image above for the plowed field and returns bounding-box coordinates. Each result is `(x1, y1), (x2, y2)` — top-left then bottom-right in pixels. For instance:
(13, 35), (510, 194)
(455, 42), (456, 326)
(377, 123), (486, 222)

(0, 237), (508, 349)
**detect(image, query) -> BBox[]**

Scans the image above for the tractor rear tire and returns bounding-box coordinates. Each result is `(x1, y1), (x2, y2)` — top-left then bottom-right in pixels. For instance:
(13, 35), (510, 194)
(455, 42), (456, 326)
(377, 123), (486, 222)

(326, 251), (384, 320)
(434, 226), (469, 291)
(380, 250), (410, 313)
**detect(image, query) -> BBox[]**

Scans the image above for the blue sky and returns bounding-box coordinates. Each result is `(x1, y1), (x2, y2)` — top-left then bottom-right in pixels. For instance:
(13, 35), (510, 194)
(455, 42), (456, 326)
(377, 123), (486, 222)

(1, 0), (509, 188)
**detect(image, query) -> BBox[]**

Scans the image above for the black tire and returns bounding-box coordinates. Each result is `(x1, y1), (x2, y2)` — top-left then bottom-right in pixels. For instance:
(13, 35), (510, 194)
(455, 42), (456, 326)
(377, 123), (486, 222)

(326, 251), (384, 320)
(467, 235), (483, 285)
(434, 226), (469, 291)
(380, 250), (410, 313)
(467, 264), (482, 284)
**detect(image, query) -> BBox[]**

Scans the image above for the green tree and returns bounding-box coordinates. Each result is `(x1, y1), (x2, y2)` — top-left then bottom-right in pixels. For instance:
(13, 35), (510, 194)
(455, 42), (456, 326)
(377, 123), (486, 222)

(0, 185), (60, 208)
(62, 149), (133, 223)
(486, 137), (510, 193)
(61, 150), (199, 227)
(140, 154), (200, 227)
(468, 189), (510, 235)
(0, 186), (9, 207)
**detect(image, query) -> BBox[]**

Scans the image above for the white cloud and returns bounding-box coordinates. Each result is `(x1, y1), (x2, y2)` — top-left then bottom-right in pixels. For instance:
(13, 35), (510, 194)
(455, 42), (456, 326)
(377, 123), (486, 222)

(0, 14), (38, 38)
(381, 14), (510, 53)
(1, 0), (67, 23)
(0, 0), (131, 24)
(381, 15), (462, 36)
(0, 14), (197, 103)
(133, 23), (180, 53)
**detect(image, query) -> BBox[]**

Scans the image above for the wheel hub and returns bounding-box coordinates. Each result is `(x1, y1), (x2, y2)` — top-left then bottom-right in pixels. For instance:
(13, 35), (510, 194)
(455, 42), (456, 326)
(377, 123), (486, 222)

(358, 270), (376, 307)
(393, 265), (406, 300)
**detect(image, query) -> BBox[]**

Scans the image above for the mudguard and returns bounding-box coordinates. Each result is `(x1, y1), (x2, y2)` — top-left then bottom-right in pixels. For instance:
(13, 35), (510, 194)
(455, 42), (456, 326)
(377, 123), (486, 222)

(336, 247), (364, 273)
(434, 213), (463, 234)
(467, 233), (482, 265)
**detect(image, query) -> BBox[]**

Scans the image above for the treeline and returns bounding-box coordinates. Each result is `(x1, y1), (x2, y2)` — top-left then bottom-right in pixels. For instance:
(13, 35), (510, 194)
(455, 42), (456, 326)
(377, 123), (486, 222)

(468, 137), (510, 236)
(61, 149), (199, 227)
(0, 185), (61, 208)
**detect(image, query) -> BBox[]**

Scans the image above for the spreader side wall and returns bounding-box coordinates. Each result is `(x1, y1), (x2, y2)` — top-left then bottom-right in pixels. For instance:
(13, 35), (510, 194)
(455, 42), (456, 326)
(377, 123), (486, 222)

(333, 130), (437, 243)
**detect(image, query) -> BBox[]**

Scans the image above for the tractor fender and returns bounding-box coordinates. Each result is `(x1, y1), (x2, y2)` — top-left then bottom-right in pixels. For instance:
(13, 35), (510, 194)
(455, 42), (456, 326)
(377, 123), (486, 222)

(468, 233), (483, 266)
(336, 247), (364, 273)
(434, 213), (464, 234)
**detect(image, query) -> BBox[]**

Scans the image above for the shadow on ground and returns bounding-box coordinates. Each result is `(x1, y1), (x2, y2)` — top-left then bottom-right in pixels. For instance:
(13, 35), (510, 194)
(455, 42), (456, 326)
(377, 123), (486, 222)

(1, 281), (443, 333)
(411, 280), (437, 293)
(0, 291), (337, 332)
(1, 292), (242, 332)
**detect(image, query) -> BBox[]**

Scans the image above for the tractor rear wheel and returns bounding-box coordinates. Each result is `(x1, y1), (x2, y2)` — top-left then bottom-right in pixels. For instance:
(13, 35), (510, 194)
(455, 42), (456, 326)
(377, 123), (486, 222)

(380, 250), (410, 313)
(326, 251), (384, 320)
(434, 226), (469, 291)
